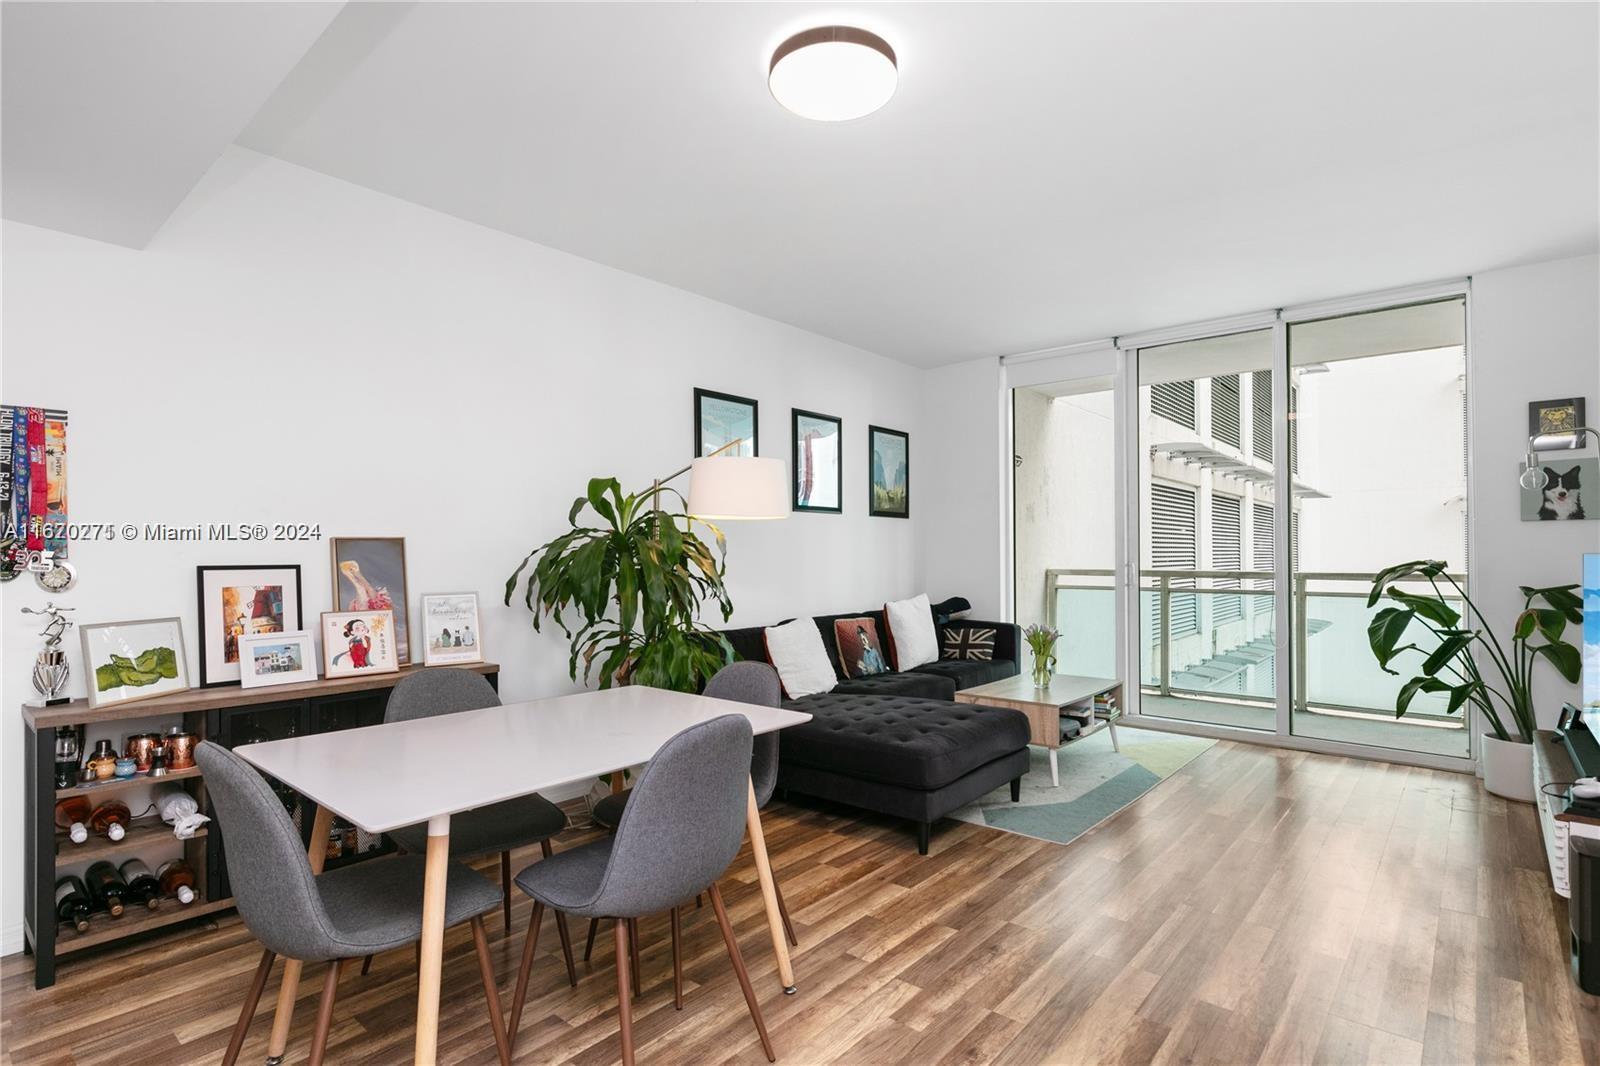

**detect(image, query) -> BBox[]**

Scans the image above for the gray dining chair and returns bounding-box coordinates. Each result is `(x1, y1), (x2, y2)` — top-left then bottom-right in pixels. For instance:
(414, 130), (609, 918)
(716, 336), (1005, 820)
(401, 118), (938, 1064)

(379, 668), (579, 983)
(197, 742), (512, 1066)
(585, 661), (798, 963)
(506, 715), (776, 1066)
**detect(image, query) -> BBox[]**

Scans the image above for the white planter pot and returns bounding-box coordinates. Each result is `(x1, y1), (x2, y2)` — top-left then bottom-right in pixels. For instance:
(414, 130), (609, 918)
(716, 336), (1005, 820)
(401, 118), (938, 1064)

(1480, 733), (1535, 803)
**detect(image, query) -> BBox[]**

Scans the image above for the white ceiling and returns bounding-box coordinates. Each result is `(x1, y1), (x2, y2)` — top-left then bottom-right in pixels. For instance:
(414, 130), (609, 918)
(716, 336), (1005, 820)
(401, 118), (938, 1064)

(1, 1), (339, 248)
(6, 3), (1598, 366)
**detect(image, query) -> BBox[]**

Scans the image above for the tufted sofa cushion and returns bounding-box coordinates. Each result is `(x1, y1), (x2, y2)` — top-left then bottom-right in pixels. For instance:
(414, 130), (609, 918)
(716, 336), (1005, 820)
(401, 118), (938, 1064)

(780, 693), (1030, 791)
(831, 670), (952, 700)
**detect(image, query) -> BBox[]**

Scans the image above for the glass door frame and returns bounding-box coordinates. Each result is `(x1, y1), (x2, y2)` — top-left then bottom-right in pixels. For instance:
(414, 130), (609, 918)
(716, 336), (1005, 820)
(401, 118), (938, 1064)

(1105, 280), (1476, 774)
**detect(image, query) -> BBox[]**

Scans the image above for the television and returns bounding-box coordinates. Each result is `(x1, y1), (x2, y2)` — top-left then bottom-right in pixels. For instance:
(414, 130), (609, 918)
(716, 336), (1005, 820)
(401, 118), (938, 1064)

(1562, 553), (1600, 775)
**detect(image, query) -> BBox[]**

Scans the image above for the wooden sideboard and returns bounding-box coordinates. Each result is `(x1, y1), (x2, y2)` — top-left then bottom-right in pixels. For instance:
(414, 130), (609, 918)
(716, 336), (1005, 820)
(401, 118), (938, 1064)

(21, 662), (498, 989)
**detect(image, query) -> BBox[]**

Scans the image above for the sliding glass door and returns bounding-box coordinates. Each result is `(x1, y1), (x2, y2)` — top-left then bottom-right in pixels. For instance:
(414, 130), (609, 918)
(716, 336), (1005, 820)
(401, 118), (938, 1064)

(1286, 298), (1470, 757)
(1136, 329), (1278, 731)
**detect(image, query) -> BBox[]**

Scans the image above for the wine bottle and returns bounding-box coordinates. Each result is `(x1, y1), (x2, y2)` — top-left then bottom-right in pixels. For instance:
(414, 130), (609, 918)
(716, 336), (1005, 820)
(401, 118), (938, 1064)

(118, 858), (162, 911)
(84, 860), (128, 918)
(54, 875), (93, 933)
(157, 859), (198, 905)
(54, 796), (91, 845)
(89, 800), (131, 842)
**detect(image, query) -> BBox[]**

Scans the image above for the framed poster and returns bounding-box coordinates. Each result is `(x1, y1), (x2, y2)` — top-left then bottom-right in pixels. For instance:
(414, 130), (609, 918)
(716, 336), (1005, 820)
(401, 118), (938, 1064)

(1520, 458), (1595, 521)
(81, 617), (191, 708)
(1530, 397), (1587, 451)
(695, 388), (758, 457)
(422, 592), (484, 666)
(196, 564), (303, 686)
(792, 409), (842, 513)
(868, 425), (909, 518)
(238, 630), (319, 689)
(331, 537), (411, 664)
(320, 610), (400, 678)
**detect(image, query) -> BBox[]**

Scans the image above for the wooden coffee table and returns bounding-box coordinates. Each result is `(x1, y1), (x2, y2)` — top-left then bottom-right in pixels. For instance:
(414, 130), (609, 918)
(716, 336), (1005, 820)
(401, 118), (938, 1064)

(955, 674), (1122, 788)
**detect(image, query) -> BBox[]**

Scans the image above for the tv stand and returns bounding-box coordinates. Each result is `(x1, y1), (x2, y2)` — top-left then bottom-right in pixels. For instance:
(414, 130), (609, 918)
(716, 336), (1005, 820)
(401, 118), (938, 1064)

(1533, 729), (1600, 898)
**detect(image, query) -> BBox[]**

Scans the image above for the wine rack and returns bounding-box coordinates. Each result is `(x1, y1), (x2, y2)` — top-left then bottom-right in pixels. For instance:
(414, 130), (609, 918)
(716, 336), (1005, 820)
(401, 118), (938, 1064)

(22, 661), (498, 989)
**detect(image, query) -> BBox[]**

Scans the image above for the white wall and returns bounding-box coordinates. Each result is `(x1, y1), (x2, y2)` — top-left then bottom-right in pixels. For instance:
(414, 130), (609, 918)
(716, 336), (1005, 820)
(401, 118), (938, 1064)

(1469, 254), (1600, 727)
(0, 147), (923, 955)
(917, 357), (1006, 618)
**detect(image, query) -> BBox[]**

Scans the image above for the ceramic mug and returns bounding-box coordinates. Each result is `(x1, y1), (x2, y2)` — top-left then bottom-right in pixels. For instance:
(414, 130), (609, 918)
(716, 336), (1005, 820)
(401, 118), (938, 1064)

(88, 754), (117, 780)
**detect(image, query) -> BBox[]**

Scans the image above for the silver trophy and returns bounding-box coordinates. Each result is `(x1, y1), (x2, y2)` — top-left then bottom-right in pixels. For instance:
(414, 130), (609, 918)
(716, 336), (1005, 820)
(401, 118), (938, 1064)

(22, 603), (74, 705)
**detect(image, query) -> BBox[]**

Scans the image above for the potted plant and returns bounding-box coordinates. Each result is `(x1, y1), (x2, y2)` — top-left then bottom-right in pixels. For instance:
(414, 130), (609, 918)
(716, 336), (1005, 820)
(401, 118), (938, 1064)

(1024, 623), (1059, 687)
(506, 477), (735, 693)
(1366, 560), (1582, 801)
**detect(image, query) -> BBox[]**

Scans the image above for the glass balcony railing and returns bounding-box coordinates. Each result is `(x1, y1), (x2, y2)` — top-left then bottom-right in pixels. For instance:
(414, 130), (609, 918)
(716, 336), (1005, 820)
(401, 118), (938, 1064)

(1044, 568), (1469, 726)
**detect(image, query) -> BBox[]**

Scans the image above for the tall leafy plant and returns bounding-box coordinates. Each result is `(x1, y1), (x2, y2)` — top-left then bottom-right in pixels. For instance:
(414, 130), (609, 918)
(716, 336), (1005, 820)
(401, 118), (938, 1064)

(507, 477), (734, 692)
(1366, 559), (1583, 743)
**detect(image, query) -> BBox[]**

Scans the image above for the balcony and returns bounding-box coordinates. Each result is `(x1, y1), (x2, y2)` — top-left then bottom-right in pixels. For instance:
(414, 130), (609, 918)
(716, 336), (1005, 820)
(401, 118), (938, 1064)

(1044, 568), (1470, 757)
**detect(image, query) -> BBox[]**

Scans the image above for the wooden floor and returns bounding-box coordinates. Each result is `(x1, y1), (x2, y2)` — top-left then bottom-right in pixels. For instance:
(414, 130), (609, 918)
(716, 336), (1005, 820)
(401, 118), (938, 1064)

(4, 740), (1597, 1065)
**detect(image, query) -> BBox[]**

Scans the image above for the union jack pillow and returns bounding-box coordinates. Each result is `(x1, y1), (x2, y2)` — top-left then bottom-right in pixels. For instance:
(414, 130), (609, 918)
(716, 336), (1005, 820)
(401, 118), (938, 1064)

(941, 626), (995, 661)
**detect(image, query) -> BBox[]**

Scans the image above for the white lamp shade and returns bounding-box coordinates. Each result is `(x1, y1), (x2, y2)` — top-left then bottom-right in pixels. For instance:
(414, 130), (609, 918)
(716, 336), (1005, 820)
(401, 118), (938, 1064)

(687, 456), (790, 520)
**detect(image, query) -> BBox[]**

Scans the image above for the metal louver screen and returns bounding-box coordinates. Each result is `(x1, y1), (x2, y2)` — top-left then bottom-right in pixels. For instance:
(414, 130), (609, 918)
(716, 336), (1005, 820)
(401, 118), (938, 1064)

(1252, 501), (1274, 616)
(1213, 375), (1241, 449)
(1251, 370), (1272, 462)
(1289, 383), (1299, 475)
(1152, 380), (1196, 430)
(1151, 483), (1199, 637)
(1212, 495), (1244, 624)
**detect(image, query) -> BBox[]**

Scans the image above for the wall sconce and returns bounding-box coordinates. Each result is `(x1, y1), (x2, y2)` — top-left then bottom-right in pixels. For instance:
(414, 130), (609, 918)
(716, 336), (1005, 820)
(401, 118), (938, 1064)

(1520, 427), (1600, 489)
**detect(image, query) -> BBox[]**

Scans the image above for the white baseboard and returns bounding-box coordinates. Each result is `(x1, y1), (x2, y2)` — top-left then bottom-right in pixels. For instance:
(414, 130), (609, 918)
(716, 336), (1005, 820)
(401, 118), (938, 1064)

(2, 919), (26, 958)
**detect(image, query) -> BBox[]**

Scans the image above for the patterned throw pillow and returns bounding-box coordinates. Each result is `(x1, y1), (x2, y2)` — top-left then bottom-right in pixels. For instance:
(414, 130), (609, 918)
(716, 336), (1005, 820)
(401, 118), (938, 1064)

(834, 617), (891, 678)
(941, 626), (996, 661)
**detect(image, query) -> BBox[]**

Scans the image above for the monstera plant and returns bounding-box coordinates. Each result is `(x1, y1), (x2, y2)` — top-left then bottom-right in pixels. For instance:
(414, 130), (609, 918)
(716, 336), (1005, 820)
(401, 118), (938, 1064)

(506, 477), (734, 693)
(1366, 559), (1583, 744)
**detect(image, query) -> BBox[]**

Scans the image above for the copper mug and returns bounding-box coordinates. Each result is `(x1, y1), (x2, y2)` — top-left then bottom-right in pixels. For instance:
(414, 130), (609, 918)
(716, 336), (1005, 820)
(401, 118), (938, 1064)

(163, 728), (199, 770)
(125, 733), (161, 774)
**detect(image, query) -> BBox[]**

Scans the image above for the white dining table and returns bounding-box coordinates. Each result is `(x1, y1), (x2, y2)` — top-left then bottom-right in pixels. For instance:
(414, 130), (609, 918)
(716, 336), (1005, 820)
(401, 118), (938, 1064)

(235, 685), (812, 1066)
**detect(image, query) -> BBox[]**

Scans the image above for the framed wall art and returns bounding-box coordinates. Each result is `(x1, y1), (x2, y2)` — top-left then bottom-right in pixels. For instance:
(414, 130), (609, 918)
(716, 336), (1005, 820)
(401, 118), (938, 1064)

(238, 630), (319, 689)
(80, 617), (191, 709)
(196, 564), (303, 686)
(1530, 396), (1587, 450)
(422, 592), (484, 666)
(695, 388), (758, 457)
(320, 609), (400, 678)
(792, 409), (842, 513)
(330, 537), (411, 664)
(1520, 457), (1595, 521)
(868, 425), (909, 518)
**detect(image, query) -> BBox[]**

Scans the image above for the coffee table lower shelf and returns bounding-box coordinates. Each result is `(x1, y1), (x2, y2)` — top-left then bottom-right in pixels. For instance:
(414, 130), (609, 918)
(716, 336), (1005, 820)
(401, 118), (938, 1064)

(954, 675), (1123, 788)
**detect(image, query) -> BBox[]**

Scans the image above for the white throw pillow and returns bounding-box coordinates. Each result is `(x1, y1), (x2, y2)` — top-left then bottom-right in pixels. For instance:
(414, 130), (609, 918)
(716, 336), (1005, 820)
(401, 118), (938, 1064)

(763, 619), (837, 699)
(884, 593), (939, 670)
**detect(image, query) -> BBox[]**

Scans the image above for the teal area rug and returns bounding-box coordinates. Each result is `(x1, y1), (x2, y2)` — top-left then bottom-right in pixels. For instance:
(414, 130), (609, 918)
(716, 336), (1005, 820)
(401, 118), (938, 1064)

(949, 728), (1217, 845)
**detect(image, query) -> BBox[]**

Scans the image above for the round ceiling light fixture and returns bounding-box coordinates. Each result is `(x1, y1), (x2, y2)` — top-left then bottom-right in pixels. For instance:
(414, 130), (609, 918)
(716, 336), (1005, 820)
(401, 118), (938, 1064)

(769, 26), (897, 121)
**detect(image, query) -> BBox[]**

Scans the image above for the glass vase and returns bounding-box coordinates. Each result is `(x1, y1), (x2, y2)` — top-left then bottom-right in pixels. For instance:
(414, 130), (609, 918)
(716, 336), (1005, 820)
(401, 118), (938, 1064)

(1031, 649), (1056, 687)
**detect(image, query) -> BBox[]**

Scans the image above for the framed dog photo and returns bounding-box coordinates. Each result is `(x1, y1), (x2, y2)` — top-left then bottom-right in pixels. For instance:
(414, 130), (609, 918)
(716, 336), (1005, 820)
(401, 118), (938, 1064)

(238, 630), (319, 689)
(1521, 458), (1595, 522)
(196, 564), (303, 686)
(421, 593), (484, 666)
(1529, 396), (1586, 451)
(330, 537), (411, 664)
(320, 610), (400, 678)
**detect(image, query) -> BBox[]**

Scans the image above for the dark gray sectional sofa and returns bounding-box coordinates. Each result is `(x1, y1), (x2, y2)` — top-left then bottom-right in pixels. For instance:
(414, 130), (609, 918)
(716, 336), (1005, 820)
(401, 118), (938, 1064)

(724, 608), (1031, 853)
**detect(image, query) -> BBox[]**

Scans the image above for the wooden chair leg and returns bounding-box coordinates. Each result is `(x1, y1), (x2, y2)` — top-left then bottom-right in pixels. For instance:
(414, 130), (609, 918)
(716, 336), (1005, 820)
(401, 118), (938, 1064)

(553, 911), (579, 987)
(359, 954), (373, 976)
(670, 907), (684, 1010)
(614, 919), (635, 1066)
(584, 917), (599, 961)
(470, 916), (513, 1066)
(222, 949), (275, 1066)
(708, 882), (776, 1062)
(628, 917), (642, 998)
(506, 900), (545, 1055)
(500, 850), (513, 935)
(306, 960), (341, 1066)
(772, 874), (799, 948)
